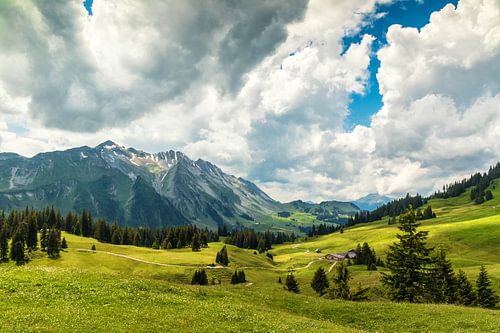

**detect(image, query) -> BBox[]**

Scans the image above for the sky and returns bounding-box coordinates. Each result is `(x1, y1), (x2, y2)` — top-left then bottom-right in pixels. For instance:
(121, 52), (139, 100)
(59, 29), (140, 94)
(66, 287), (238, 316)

(0, 0), (499, 202)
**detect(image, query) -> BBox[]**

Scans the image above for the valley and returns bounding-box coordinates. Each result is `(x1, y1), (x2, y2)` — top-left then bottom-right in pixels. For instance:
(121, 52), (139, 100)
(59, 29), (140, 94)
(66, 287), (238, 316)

(1, 175), (499, 332)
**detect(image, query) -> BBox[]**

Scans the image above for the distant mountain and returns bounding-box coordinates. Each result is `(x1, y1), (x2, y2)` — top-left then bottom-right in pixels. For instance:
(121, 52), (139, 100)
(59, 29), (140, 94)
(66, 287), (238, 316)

(0, 141), (283, 229)
(353, 193), (393, 211)
(286, 199), (360, 224)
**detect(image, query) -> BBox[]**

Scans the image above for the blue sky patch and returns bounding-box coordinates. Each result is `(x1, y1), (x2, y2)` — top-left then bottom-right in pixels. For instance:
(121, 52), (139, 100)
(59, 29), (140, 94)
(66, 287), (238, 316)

(344, 0), (458, 129)
(83, 0), (93, 16)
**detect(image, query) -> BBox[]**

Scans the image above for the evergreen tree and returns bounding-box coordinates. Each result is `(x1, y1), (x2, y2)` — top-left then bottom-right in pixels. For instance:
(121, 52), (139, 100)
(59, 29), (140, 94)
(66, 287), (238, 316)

(328, 262), (351, 300)
(191, 234), (201, 252)
(10, 241), (25, 264)
(61, 237), (68, 249)
(215, 246), (229, 266)
(26, 216), (38, 250)
(381, 206), (432, 303)
(423, 206), (435, 220)
(428, 249), (456, 303)
(231, 270), (246, 284)
(238, 270), (246, 283)
(474, 194), (485, 204)
(278, 276), (282, 284)
(455, 270), (475, 306)
(176, 239), (183, 249)
(47, 228), (61, 258)
(257, 238), (266, 253)
(484, 190), (493, 201)
(191, 269), (208, 285)
(0, 225), (8, 261)
(311, 267), (329, 296)
(354, 243), (362, 265)
(285, 273), (300, 293)
(476, 265), (498, 308)
(10, 225), (27, 264)
(40, 223), (48, 251)
(166, 241), (173, 250)
(133, 232), (141, 247)
(80, 209), (92, 237)
(91, 244), (96, 251)
(111, 229), (121, 245)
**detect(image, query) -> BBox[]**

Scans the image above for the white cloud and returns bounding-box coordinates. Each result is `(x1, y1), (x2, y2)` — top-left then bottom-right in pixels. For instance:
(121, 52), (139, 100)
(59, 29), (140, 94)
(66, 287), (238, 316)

(1, 0), (499, 204)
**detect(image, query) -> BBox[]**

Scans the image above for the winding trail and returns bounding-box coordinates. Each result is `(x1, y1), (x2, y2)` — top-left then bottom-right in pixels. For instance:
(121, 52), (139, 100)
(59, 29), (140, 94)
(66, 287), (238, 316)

(76, 249), (224, 269)
(76, 248), (326, 272)
(327, 261), (338, 273)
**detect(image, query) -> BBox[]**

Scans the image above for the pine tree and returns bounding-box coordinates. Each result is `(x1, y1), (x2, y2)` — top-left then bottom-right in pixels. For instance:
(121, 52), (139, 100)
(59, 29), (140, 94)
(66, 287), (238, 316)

(285, 273), (300, 293)
(484, 190), (493, 201)
(111, 229), (121, 245)
(328, 262), (351, 300)
(354, 243), (362, 265)
(191, 269), (208, 285)
(476, 265), (498, 308)
(191, 234), (201, 252)
(231, 270), (246, 284)
(455, 270), (475, 306)
(26, 216), (38, 250)
(91, 244), (96, 251)
(133, 232), (141, 247)
(423, 206), (435, 220)
(166, 241), (173, 250)
(40, 223), (48, 251)
(238, 270), (246, 283)
(47, 228), (61, 258)
(0, 225), (8, 261)
(11, 241), (25, 264)
(216, 246), (229, 266)
(311, 267), (329, 296)
(428, 249), (456, 303)
(61, 237), (68, 249)
(81, 209), (92, 237)
(10, 225), (27, 264)
(257, 238), (266, 253)
(381, 206), (432, 303)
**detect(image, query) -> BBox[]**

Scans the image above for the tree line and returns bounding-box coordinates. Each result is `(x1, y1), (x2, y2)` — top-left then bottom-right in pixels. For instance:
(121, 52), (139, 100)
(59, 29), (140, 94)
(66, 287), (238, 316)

(224, 229), (297, 252)
(283, 264), (368, 301)
(382, 206), (498, 308)
(67, 211), (220, 251)
(305, 223), (342, 237)
(347, 193), (427, 226)
(432, 162), (499, 202)
(351, 242), (384, 270)
(0, 207), (65, 264)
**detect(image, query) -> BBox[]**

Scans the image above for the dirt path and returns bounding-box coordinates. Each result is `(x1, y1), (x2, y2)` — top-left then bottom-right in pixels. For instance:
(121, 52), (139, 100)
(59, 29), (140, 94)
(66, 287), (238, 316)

(76, 248), (225, 269)
(327, 261), (337, 273)
(76, 248), (325, 272)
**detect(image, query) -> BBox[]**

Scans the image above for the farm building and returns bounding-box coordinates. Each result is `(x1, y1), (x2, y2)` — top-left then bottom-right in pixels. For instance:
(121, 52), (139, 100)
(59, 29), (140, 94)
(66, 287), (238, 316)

(325, 250), (357, 262)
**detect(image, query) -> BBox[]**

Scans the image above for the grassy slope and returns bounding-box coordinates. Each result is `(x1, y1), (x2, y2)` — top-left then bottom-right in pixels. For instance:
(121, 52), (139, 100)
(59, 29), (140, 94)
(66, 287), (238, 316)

(0, 181), (499, 332)
(272, 179), (500, 295)
(1, 266), (499, 333)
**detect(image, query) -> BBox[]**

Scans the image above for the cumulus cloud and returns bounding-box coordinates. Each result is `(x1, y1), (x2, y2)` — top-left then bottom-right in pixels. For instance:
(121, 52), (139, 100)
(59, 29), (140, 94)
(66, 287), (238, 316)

(330, 0), (500, 200)
(1, 0), (499, 203)
(0, 0), (308, 132)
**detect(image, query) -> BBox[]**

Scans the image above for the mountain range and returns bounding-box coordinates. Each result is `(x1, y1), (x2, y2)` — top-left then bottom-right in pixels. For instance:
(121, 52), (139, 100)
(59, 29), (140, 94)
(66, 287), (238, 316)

(0, 141), (365, 229)
(353, 193), (393, 211)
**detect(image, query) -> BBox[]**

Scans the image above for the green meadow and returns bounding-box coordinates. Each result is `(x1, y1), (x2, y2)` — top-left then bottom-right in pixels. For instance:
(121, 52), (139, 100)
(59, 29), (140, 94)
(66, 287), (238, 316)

(0, 181), (499, 332)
